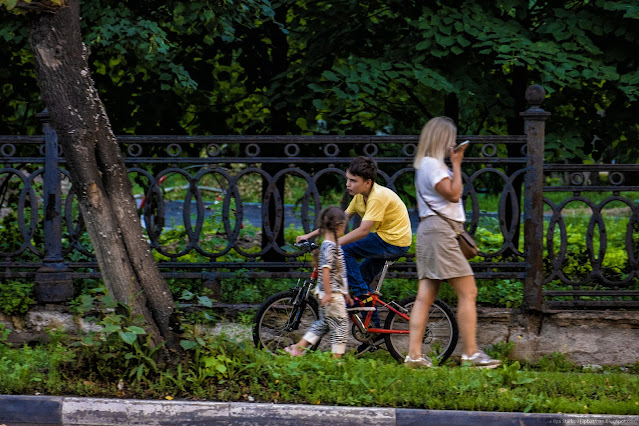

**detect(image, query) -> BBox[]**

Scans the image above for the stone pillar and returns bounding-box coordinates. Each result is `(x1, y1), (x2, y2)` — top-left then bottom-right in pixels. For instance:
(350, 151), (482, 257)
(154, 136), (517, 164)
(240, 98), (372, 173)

(520, 85), (551, 321)
(34, 109), (73, 302)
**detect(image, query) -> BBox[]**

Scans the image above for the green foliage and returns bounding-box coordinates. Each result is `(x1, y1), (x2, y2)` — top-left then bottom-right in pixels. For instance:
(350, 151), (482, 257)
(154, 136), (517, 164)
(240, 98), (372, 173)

(534, 352), (579, 373)
(478, 280), (523, 308)
(485, 361), (536, 387)
(0, 323), (10, 345)
(2, 0), (639, 165)
(2, 331), (639, 414)
(0, 280), (35, 315)
(70, 293), (164, 384)
(174, 289), (220, 325)
(486, 340), (515, 361)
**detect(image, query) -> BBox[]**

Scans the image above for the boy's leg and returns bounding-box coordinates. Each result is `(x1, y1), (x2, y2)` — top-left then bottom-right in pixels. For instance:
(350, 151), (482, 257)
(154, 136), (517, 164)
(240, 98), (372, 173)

(343, 234), (410, 354)
(342, 233), (409, 328)
(342, 233), (399, 296)
(360, 240), (410, 289)
(342, 234), (379, 297)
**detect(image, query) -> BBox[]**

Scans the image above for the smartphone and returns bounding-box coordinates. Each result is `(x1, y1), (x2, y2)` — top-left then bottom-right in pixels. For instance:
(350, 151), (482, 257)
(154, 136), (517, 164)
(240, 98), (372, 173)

(454, 140), (470, 152)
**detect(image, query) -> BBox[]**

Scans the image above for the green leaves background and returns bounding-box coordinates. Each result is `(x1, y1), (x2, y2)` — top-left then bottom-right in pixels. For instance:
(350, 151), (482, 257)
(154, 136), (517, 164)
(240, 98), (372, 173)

(1, 0), (638, 163)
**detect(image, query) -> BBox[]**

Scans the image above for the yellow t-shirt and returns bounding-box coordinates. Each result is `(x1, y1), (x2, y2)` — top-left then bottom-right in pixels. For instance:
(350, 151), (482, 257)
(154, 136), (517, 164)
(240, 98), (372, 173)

(346, 184), (412, 247)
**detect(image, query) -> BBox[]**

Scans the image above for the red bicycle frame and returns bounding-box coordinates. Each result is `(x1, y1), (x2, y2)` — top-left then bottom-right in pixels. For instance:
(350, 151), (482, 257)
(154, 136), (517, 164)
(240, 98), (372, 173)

(351, 293), (410, 335)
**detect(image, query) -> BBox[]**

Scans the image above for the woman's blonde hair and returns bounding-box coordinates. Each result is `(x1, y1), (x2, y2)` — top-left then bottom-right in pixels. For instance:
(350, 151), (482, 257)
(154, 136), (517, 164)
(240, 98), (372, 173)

(413, 116), (457, 168)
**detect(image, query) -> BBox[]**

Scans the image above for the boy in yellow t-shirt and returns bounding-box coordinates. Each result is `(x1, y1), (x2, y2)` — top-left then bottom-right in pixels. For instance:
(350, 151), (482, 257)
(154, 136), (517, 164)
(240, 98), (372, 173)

(297, 156), (412, 353)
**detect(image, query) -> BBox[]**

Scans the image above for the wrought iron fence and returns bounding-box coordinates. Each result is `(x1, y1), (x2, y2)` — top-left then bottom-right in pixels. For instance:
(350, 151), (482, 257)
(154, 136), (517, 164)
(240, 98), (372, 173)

(542, 163), (639, 308)
(0, 85), (637, 309)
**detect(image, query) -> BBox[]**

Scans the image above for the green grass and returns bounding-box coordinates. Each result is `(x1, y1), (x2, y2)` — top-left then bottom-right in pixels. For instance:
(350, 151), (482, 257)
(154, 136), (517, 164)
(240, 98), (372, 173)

(0, 327), (637, 415)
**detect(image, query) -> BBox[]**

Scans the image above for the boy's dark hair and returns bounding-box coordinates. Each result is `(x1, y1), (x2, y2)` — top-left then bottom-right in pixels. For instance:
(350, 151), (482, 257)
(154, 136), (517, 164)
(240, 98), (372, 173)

(347, 156), (377, 183)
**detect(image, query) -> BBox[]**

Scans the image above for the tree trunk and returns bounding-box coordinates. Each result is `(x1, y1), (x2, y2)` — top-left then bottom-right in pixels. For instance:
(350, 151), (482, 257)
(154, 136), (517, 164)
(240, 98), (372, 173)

(26, 0), (177, 349)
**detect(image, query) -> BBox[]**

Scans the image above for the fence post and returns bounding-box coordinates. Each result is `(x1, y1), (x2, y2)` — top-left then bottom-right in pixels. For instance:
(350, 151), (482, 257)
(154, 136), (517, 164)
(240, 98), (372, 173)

(520, 85), (551, 322)
(34, 109), (73, 302)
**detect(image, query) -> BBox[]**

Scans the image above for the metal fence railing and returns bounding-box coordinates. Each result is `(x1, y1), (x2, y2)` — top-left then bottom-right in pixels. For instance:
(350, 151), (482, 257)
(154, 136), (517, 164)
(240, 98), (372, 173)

(1, 85), (637, 309)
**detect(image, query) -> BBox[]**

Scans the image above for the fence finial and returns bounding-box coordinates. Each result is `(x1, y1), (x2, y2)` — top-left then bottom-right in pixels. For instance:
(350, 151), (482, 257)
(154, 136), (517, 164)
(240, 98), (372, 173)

(524, 85), (546, 110)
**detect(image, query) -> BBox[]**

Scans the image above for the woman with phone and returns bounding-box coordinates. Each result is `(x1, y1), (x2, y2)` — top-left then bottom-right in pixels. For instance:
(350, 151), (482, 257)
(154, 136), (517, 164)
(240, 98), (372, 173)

(405, 116), (501, 369)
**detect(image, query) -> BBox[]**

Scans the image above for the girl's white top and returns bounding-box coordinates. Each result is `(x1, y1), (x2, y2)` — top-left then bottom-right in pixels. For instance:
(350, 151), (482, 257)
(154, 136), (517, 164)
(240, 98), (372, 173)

(415, 157), (466, 222)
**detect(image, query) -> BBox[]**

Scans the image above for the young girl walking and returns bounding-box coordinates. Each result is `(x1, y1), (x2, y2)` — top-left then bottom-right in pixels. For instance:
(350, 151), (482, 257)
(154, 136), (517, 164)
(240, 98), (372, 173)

(285, 206), (354, 358)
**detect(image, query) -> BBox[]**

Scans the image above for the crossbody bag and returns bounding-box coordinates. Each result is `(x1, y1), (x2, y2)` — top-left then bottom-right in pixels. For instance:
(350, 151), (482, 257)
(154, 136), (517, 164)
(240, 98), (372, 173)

(421, 197), (478, 260)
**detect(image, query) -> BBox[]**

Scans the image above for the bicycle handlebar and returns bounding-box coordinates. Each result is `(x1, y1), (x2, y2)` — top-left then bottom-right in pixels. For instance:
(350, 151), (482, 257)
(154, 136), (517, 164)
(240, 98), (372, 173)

(295, 240), (319, 253)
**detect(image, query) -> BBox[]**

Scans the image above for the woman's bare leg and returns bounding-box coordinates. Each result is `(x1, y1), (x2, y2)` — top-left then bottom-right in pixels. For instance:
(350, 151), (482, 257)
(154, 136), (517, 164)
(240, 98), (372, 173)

(408, 278), (441, 359)
(449, 275), (478, 356)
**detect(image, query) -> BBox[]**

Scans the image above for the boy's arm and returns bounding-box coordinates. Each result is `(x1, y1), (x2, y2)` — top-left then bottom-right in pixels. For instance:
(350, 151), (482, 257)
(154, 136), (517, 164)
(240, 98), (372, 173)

(297, 210), (355, 244)
(296, 228), (320, 243)
(338, 220), (374, 245)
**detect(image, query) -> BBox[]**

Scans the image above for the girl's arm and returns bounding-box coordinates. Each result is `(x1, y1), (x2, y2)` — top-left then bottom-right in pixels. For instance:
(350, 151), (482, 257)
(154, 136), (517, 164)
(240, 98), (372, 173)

(320, 266), (332, 306)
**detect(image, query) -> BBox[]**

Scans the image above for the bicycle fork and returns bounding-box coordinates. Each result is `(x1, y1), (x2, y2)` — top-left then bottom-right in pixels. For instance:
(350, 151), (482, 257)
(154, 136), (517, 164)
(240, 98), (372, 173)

(288, 272), (318, 331)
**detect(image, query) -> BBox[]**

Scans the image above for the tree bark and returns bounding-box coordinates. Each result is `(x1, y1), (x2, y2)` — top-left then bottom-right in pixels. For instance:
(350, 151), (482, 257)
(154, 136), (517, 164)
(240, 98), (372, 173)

(26, 0), (177, 349)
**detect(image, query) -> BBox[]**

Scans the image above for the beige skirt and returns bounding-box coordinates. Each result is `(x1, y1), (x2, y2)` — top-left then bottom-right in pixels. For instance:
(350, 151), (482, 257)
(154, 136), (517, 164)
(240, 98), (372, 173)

(416, 215), (474, 280)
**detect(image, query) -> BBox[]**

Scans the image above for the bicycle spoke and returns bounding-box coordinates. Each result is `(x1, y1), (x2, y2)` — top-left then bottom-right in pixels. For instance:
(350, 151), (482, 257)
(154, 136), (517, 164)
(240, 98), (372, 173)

(255, 292), (319, 354)
(385, 298), (458, 364)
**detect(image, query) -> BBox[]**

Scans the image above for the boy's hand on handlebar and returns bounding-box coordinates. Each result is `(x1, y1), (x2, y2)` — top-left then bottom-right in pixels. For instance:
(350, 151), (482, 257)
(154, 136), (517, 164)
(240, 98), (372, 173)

(321, 294), (332, 307)
(296, 234), (310, 244)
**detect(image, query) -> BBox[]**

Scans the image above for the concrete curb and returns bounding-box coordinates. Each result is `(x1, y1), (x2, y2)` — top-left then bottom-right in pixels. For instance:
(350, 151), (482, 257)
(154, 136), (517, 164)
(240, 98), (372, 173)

(1, 395), (638, 425)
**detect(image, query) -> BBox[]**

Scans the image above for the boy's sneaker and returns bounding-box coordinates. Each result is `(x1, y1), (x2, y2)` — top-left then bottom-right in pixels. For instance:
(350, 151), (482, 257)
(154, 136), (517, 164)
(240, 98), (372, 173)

(404, 355), (433, 368)
(352, 293), (374, 308)
(284, 345), (305, 357)
(461, 350), (501, 369)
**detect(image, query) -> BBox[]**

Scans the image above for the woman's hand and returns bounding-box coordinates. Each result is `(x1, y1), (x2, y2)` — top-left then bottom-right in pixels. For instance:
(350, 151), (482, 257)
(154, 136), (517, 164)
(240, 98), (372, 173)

(449, 143), (467, 166)
(436, 144), (467, 203)
(321, 294), (332, 307)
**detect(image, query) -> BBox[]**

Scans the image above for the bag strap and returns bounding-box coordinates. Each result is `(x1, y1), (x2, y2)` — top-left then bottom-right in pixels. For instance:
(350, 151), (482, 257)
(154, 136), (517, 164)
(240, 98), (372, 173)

(419, 189), (461, 236)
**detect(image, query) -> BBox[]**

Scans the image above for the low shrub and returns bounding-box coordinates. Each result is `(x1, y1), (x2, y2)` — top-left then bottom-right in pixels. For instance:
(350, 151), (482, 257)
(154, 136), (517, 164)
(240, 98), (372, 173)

(0, 280), (35, 315)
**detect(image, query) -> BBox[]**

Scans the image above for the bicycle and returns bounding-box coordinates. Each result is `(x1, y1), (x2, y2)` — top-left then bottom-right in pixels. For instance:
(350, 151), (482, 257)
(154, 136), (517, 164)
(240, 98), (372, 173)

(253, 241), (459, 364)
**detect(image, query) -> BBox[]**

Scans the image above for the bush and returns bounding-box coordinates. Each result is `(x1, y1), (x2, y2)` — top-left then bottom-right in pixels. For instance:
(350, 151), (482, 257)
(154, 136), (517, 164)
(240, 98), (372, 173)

(0, 280), (35, 315)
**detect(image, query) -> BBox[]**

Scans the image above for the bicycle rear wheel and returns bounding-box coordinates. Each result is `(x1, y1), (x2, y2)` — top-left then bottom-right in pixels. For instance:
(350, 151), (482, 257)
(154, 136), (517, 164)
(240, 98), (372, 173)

(384, 297), (458, 365)
(253, 289), (320, 354)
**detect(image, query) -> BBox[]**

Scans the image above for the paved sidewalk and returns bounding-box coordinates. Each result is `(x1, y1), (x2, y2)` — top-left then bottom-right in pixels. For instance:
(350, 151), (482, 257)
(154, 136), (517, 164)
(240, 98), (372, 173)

(1, 395), (638, 425)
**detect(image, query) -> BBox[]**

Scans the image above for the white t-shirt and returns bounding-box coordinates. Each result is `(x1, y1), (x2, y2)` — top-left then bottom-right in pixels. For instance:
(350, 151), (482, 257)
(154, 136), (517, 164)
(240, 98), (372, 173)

(415, 157), (466, 222)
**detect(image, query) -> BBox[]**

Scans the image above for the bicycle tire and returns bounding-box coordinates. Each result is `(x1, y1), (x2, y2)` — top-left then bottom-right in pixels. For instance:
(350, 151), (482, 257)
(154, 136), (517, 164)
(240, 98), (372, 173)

(384, 297), (458, 365)
(253, 289), (320, 354)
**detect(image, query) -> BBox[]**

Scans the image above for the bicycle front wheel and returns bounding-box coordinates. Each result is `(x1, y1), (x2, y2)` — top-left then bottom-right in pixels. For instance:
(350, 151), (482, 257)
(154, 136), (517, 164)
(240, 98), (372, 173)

(253, 289), (320, 354)
(384, 297), (458, 365)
